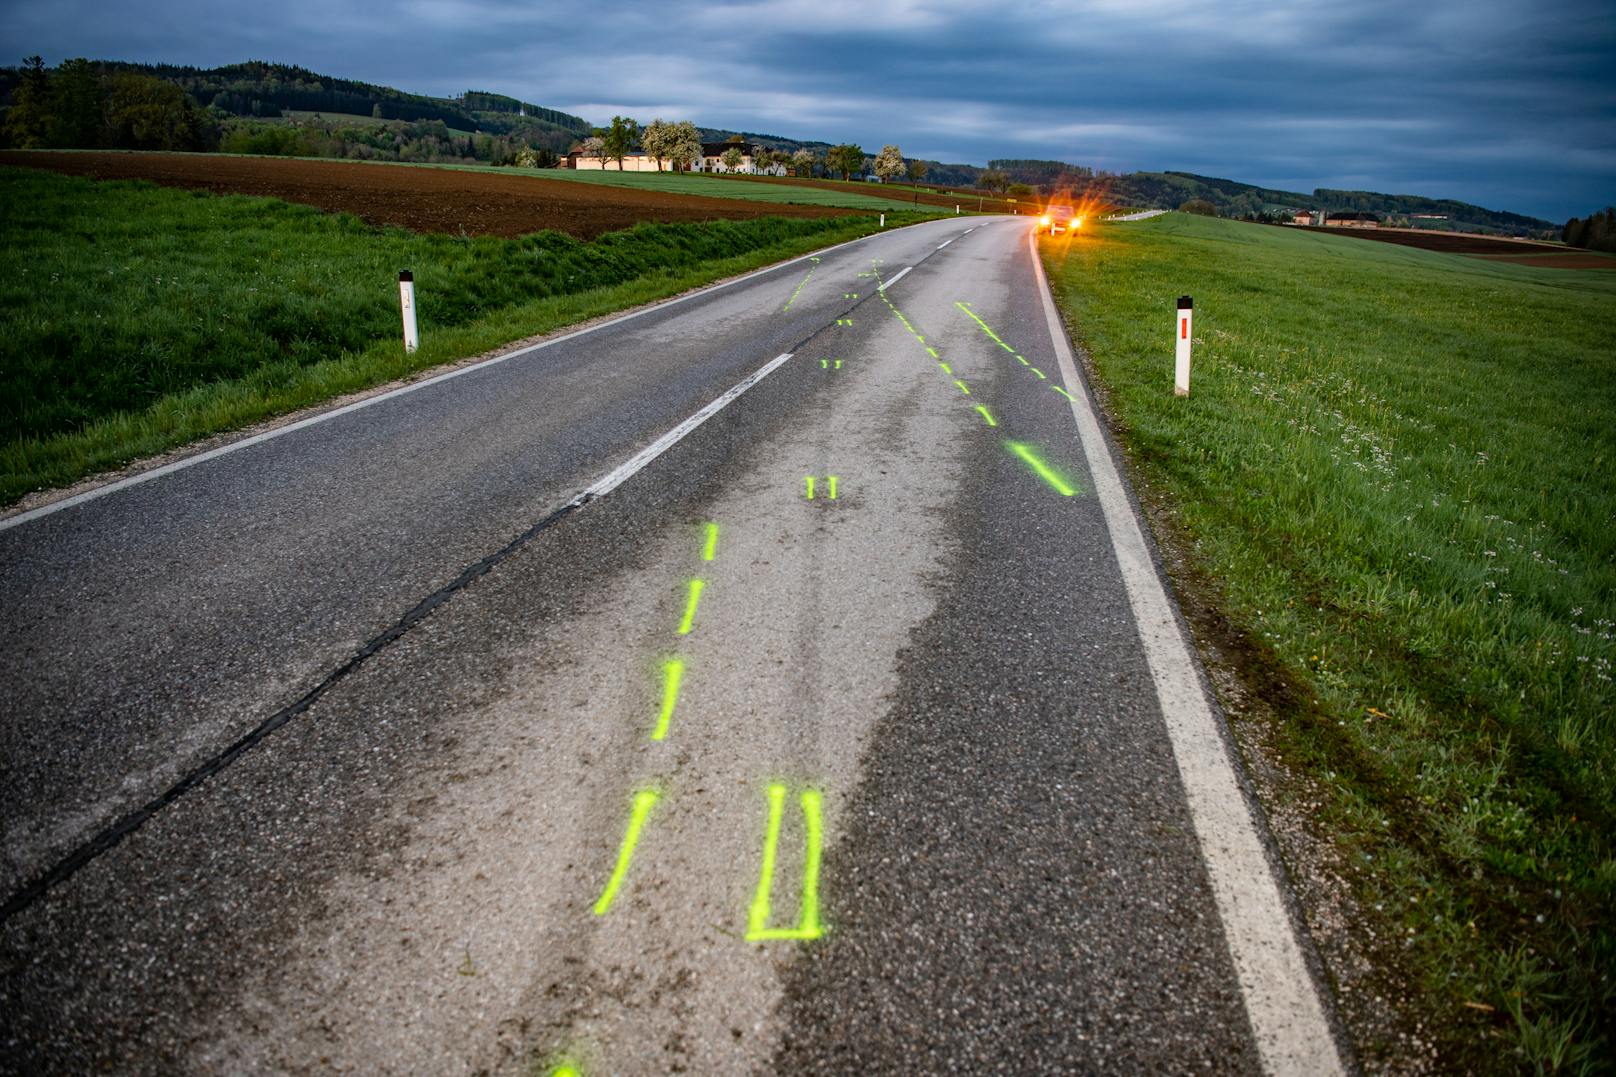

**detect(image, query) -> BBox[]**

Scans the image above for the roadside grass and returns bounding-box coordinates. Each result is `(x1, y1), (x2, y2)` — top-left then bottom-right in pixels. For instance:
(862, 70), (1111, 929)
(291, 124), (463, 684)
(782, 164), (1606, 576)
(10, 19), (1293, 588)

(0, 166), (918, 504)
(1042, 214), (1615, 1072)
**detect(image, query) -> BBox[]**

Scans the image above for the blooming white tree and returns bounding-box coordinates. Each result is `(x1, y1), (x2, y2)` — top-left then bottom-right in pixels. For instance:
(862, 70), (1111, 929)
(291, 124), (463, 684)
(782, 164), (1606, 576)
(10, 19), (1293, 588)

(874, 144), (904, 182)
(581, 135), (606, 167)
(668, 120), (702, 171)
(792, 147), (815, 176)
(640, 118), (673, 171)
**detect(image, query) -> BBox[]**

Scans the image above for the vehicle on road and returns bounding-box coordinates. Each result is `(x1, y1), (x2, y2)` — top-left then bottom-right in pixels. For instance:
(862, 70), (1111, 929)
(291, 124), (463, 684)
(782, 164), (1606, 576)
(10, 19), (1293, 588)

(1038, 204), (1081, 234)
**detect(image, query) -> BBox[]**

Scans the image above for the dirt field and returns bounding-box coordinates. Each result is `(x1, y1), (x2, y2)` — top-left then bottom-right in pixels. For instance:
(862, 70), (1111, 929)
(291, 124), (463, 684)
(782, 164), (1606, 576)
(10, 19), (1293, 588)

(0, 151), (855, 239)
(1294, 223), (1611, 267)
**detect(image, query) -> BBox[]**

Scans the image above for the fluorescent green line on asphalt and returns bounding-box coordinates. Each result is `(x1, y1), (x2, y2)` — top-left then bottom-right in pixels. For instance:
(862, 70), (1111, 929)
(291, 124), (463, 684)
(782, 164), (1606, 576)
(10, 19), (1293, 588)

(805, 475), (816, 500)
(975, 405), (997, 427)
(677, 578), (705, 635)
(954, 379), (971, 395)
(594, 789), (660, 915)
(550, 1064), (581, 1077)
(827, 475), (839, 500)
(926, 346), (939, 358)
(1053, 385), (1076, 402)
(1016, 355), (1030, 366)
(954, 301), (1005, 343)
(1006, 441), (1078, 496)
(784, 266), (815, 311)
(702, 522), (719, 561)
(652, 658), (684, 740)
(1031, 367), (1046, 379)
(747, 785), (824, 942)
(938, 362), (952, 375)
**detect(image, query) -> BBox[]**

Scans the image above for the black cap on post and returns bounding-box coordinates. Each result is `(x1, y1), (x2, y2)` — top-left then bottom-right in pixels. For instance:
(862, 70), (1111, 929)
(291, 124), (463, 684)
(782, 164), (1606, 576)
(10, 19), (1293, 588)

(1178, 295), (1193, 309)
(399, 269), (414, 283)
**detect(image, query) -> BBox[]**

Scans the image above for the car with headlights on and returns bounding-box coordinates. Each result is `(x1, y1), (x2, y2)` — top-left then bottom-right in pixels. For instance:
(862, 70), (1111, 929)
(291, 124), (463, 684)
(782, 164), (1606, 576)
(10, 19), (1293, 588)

(1038, 204), (1080, 234)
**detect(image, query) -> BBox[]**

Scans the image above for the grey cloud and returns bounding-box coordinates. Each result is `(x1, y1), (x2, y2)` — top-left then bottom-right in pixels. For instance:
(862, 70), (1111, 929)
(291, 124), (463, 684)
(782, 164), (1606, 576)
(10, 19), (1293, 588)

(2, 0), (1611, 218)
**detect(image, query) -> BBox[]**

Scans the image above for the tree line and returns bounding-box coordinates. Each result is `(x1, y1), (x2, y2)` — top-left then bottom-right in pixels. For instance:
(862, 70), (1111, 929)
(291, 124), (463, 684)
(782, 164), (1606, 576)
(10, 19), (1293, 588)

(2, 56), (216, 151)
(1562, 208), (1615, 253)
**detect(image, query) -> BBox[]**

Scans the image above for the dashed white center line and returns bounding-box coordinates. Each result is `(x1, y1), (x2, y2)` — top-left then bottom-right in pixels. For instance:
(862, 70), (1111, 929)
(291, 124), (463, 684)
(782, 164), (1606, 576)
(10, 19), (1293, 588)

(878, 266), (914, 291)
(937, 239), (953, 249)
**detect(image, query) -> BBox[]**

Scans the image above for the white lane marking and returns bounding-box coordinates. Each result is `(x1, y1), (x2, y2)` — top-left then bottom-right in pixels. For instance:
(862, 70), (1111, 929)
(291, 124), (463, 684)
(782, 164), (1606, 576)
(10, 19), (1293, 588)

(877, 266), (914, 291)
(1027, 232), (1345, 1076)
(1, 225), (906, 533)
(937, 239), (953, 249)
(584, 352), (794, 500)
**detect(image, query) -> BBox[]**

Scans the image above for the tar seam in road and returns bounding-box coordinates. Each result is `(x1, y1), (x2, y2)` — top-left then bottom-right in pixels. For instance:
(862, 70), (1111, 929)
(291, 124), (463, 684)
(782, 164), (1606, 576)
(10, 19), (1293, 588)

(0, 349), (803, 924)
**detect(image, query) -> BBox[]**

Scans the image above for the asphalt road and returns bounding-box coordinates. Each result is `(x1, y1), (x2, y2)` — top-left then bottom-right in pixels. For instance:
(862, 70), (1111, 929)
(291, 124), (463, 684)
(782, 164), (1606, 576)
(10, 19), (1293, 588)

(0, 215), (1344, 1074)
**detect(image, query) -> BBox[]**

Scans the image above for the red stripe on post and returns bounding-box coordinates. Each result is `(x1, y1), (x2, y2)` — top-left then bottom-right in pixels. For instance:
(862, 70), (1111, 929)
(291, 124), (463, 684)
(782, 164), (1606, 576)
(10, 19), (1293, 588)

(1180, 318), (1188, 340)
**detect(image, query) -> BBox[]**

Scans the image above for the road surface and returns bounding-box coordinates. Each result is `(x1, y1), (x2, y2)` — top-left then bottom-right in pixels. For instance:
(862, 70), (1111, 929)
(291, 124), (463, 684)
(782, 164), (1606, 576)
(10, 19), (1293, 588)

(0, 215), (1344, 1074)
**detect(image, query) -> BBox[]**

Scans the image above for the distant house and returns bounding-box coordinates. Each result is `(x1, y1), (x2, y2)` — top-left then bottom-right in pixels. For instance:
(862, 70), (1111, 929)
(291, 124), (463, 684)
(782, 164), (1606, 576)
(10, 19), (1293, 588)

(563, 148), (664, 172)
(1291, 210), (1321, 226)
(1325, 211), (1380, 229)
(691, 142), (787, 176)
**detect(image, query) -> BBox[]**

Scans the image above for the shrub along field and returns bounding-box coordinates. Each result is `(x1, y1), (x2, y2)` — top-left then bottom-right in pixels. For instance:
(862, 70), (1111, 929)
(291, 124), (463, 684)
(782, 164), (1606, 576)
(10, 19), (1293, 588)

(1043, 214), (1613, 1072)
(0, 166), (917, 503)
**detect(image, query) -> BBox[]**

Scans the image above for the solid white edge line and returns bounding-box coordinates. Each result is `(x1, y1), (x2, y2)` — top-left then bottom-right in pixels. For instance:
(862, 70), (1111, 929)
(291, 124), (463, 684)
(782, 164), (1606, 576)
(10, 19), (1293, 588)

(937, 239), (953, 249)
(585, 352), (794, 500)
(877, 266), (913, 291)
(1, 225), (896, 534)
(1027, 231), (1345, 1076)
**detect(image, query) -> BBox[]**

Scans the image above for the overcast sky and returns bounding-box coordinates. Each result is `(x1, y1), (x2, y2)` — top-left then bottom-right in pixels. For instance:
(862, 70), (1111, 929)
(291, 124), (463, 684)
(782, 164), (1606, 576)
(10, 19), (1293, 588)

(4, 0), (1613, 220)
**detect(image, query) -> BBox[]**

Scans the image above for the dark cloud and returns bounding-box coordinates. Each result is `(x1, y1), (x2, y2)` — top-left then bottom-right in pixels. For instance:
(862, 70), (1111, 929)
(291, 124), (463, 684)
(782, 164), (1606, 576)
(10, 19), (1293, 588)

(4, 0), (1612, 218)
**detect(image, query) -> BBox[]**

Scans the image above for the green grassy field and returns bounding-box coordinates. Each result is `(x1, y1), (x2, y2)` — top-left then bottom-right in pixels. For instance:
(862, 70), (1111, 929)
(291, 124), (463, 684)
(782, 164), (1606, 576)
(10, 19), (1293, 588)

(0, 166), (917, 504)
(1043, 214), (1615, 1072)
(515, 164), (942, 212)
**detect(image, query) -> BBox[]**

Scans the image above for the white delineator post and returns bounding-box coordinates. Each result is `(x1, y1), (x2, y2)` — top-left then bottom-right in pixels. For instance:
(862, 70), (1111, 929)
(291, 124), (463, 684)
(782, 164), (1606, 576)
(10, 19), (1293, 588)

(1174, 295), (1193, 396)
(399, 269), (420, 354)
(880, 213), (885, 228)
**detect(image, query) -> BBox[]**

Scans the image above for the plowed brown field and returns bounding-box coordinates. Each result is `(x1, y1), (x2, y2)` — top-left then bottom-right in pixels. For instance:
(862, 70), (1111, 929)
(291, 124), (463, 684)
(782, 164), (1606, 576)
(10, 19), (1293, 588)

(0, 150), (855, 239)
(1295, 223), (1611, 267)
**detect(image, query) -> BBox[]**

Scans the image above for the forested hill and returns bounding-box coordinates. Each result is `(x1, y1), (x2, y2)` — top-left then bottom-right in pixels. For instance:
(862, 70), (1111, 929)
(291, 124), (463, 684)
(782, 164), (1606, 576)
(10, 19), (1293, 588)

(96, 60), (591, 137)
(1105, 170), (1555, 234)
(0, 57), (593, 163)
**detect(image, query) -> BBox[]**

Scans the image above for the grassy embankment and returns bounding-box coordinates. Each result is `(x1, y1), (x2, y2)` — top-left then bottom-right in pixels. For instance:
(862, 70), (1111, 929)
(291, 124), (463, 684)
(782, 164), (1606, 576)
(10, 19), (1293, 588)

(1042, 214), (1614, 1072)
(0, 167), (923, 504)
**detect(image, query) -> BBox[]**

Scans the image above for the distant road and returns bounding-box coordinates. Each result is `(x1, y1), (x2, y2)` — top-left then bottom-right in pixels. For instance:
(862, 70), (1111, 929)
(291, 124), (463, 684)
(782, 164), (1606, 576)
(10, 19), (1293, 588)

(1, 216), (1343, 1074)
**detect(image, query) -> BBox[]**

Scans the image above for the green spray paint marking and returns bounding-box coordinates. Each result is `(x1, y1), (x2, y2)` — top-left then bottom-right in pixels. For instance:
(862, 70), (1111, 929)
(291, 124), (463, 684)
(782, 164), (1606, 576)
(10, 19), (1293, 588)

(955, 301), (1006, 344)
(1052, 385), (1076, 402)
(1030, 367), (1046, 379)
(550, 1064), (581, 1077)
(1006, 440), (1079, 497)
(820, 359), (843, 369)
(953, 379), (971, 395)
(747, 785), (824, 942)
(836, 318), (853, 327)
(703, 522), (719, 561)
(594, 789), (660, 915)
(805, 476), (839, 500)
(938, 362), (953, 375)
(827, 475), (838, 499)
(783, 266), (815, 312)
(926, 346), (939, 358)
(975, 405), (998, 427)
(677, 578), (705, 635)
(652, 658), (684, 740)
(804, 475), (816, 500)
(997, 341), (1014, 352)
